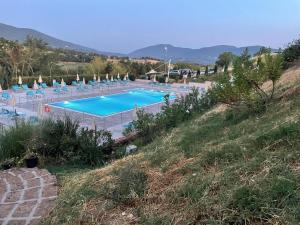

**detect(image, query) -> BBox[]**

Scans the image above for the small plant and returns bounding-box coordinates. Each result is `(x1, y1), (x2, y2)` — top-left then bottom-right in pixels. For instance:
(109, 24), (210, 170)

(0, 158), (17, 170)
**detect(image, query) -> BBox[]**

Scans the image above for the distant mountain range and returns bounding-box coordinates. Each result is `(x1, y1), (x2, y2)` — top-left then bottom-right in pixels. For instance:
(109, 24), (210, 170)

(0, 22), (123, 56)
(128, 44), (270, 64)
(0, 22), (273, 64)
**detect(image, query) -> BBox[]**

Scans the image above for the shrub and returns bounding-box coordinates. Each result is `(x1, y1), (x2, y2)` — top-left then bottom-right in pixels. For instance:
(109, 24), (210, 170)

(0, 121), (35, 161)
(0, 117), (114, 166)
(102, 163), (147, 205)
(128, 74), (136, 81)
(283, 38), (300, 68)
(212, 51), (283, 110)
(124, 88), (216, 143)
(77, 128), (114, 165)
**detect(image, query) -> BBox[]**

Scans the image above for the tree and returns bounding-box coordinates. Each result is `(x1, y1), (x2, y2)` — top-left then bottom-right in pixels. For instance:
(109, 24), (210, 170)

(213, 65), (218, 74)
(85, 57), (106, 75)
(205, 66), (209, 75)
(104, 63), (113, 74)
(212, 52), (283, 110)
(255, 47), (271, 56)
(216, 52), (234, 72)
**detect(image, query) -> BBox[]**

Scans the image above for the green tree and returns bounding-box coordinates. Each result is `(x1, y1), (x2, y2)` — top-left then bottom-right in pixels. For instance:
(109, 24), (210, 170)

(216, 52), (234, 72)
(213, 52), (283, 109)
(105, 63), (113, 74)
(205, 66), (209, 75)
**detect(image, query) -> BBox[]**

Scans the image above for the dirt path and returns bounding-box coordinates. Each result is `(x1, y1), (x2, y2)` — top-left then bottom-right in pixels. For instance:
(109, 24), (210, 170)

(0, 168), (57, 225)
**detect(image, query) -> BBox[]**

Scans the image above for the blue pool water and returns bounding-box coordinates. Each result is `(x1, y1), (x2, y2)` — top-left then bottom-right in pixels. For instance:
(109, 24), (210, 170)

(49, 89), (176, 116)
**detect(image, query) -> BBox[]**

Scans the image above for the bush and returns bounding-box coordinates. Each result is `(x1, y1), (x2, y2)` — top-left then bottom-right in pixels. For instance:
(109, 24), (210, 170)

(124, 88), (216, 143)
(0, 121), (35, 160)
(102, 163), (147, 205)
(283, 38), (300, 68)
(128, 74), (136, 81)
(0, 117), (114, 166)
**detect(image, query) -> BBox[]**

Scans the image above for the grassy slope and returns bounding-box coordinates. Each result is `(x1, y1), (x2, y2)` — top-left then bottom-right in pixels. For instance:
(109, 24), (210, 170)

(42, 66), (300, 225)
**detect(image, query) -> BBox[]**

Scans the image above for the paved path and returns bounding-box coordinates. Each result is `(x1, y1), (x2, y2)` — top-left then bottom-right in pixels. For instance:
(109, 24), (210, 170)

(0, 168), (57, 225)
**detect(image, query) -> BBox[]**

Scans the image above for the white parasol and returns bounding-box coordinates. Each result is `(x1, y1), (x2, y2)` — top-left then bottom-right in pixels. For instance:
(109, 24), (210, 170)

(76, 74), (80, 82)
(33, 80), (39, 90)
(61, 78), (65, 87)
(38, 75), (43, 83)
(18, 76), (22, 85)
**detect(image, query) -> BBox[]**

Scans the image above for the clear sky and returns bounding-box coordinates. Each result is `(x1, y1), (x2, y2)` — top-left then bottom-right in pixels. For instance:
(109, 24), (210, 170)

(1, 0), (300, 53)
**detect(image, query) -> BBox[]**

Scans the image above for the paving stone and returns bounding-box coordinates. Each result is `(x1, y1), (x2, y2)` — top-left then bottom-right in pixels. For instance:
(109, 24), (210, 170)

(12, 201), (37, 217)
(26, 178), (40, 188)
(0, 204), (16, 218)
(34, 199), (56, 217)
(23, 187), (40, 200)
(4, 191), (22, 203)
(42, 185), (57, 198)
(0, 168), (58, 225)
(7, 220), (26, 225)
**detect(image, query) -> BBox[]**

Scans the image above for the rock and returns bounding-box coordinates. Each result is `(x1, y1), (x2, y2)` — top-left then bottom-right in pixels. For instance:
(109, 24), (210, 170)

(125, 145), (138, 154)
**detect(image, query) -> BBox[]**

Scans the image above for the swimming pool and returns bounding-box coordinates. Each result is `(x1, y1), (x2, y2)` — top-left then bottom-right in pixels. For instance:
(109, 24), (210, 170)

(49, 89), (176, 116)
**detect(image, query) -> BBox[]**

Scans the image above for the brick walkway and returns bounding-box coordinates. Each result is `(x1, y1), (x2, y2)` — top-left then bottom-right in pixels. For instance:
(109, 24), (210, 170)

(0, 168), (57, 225)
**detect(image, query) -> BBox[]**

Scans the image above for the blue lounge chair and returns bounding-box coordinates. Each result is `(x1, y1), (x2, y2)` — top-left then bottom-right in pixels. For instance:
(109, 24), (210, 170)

(40, 83), (48, 88)
(1, 92), (11, 100)
(22, 84), (29, 90)
(12, 85), (21, 92)
(36, 89), (45, 96)
(26, 90), (35, 97)
(53, 82), (60, 88)
(72, 81), (79, 86)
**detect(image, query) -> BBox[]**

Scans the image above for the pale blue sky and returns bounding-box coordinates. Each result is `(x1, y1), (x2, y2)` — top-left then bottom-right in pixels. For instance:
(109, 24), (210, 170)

(1, 0), (300, 53)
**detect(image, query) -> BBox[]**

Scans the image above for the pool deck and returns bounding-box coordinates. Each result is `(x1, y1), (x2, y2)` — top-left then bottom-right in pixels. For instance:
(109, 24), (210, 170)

(0, 80), (211, 139)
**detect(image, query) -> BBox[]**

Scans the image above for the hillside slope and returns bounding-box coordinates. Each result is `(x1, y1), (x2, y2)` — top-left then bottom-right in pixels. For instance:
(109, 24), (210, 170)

(42, 67), (300, 225)
(0, 22), (123, 56)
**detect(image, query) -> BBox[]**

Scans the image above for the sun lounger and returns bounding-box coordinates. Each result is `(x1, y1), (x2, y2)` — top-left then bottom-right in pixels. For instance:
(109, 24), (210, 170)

(22, 84), (30, 90)
(12, 85), (21, 92)
(36, 89), (45, 96)
(26, 90), (35, 97)
(40, 83), (48, 88)
(1, 92), (11, 101)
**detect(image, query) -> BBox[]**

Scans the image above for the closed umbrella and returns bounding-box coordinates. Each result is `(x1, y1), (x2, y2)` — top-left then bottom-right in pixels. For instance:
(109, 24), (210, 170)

(37, 102), (44, 118)
(61, 78), (65, 87)
(117, 73), (120, 79)
(33, 80), (39, 90)
(111, 75), (114, 82)
(38, 75), (43, 83)
(76, 74), (80, 82)
(165, 77), (169, 83)
(82, 77), (86, 85)
(10, 96), (16, 107)
(93, 74), (96, 81)
(123, 75), (126, 81)
(106, 74), (109, 80)
(153, 75), (157, 82)
(126, 73), (129, 80)
(52, 79), (56, 86)
(0, 84), (2, 93)
(18, 76), (22, 85)
(97, 76), (101, 82)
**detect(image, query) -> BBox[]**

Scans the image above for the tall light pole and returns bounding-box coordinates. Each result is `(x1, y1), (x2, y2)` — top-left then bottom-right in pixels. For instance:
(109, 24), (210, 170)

(164, 46), (168, 74)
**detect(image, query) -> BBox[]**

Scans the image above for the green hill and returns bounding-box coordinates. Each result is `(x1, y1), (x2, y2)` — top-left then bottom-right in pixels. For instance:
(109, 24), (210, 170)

(42, 66), (300, 225)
